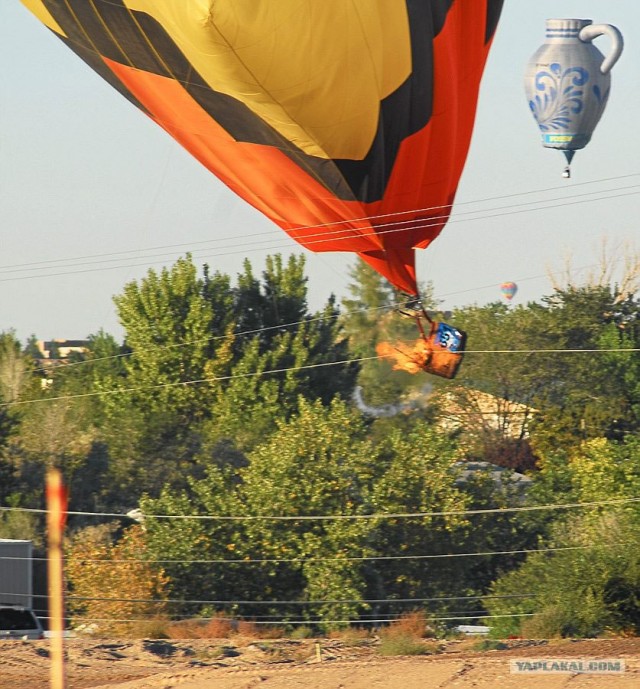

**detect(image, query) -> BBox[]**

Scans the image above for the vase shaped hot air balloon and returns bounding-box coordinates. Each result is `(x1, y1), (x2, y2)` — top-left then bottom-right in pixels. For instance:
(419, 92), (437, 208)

(524, 18), (623, 178)
(19, 0), (505, 377)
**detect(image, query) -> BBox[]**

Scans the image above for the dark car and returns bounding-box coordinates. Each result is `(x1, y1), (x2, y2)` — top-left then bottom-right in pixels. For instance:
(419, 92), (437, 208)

(0, 604), (45, 640)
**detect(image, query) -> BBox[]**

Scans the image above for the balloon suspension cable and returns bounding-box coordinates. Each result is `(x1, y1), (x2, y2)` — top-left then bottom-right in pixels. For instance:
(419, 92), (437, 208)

(397, 297), (433, 341)
(562, 150), (575, 179)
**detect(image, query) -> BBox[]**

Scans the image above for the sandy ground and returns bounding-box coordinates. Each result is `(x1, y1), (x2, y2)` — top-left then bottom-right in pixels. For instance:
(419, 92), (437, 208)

(0, 637), (638, 689)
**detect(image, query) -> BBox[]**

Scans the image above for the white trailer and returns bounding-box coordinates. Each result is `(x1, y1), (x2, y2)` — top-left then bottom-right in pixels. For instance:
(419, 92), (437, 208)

(0, 539), (33, 607)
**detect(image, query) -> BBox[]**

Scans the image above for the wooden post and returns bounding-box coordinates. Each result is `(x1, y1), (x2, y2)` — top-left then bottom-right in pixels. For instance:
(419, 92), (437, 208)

(46, 468), (67, 689)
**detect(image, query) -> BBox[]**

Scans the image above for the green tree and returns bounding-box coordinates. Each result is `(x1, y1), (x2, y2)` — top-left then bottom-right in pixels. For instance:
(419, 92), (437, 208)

(140, 400), (490, 626)
(486, 436), (640, 637)
(365, 426), (474, 615)
(528, 286), (640, 450)
(142, 398), (376, 624)
(114, 255), (222, 422)
(202, 256), (357, 453)
(450, 285), (640, 463)
(100, 253), (357, 500)
(0, 332), (27, 500)
(0, 331), (35, 403)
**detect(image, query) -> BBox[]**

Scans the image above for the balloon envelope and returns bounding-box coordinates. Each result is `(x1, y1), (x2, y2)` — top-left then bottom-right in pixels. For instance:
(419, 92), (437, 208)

(500, 281), (518, 301)
(21, 0), (503, 295)
(524, 18), (623, 167)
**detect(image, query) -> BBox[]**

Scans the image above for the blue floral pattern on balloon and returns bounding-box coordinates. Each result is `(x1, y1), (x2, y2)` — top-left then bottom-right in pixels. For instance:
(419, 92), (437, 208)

(528, 63), (589, 131)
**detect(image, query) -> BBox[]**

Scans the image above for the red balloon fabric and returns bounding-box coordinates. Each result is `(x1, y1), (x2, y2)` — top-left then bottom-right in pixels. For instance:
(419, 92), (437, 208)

(22, 0), (503, 295)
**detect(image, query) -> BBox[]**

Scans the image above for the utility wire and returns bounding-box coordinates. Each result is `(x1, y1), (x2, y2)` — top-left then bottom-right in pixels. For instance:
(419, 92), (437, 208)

(1, 496), (637, 522)
(5, 172), (639, 275)
(3, 184), (640, 283)
(4, 592), (534, 605)
(1, 542), (631, 567)
(6, 345), (639, 409)
(24, 247), (638, 381)
(2, 355), (377, 408)
(30, 542), (633, 566)
(28, 300), (379, 376)
(36, 612), (535, 625)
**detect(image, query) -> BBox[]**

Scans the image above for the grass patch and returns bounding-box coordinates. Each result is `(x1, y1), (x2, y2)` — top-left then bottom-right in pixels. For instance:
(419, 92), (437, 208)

(236, 620), (285, 639)
(377, 611), (439, 656)
(472, 639), (508, 652)
(193, 646), (226, 661)
(378, 635), (436, 657)
(166, 615), (233, 639)
(289, 625), (314, 639)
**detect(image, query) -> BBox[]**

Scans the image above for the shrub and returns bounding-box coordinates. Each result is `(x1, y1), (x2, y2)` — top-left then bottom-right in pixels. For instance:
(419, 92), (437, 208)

(167, 615), (234, 639)
(378, 635), (435, 656)
(289, 625), (314, 639)
(328, 626), (371, 645)
(236, 620), (285, 639)
(383, 610), (433, 639)
(65, 524), (169, 636)
(377, 611), (438, 656)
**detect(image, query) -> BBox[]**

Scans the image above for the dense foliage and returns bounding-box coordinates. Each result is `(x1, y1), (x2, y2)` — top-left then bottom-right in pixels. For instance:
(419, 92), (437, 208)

(1, 253), (639, 636)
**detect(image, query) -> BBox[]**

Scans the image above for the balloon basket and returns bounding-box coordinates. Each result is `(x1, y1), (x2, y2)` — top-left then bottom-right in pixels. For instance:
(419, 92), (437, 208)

(421, 321), (467, 379)
(402, 300), (466, 379)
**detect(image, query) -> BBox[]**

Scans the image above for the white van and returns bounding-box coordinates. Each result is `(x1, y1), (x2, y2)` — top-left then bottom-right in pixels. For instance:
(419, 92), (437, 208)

(0, 604), (45, 640)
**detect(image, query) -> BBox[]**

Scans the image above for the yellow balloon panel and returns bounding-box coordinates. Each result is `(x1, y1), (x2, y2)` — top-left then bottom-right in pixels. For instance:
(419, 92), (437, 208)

(20, 0), (65, 34)
(124, 0), (411, 160)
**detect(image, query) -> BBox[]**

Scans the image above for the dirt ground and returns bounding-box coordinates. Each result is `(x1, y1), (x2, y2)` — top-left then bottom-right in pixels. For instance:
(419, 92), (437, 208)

(1, 636), (638, 689)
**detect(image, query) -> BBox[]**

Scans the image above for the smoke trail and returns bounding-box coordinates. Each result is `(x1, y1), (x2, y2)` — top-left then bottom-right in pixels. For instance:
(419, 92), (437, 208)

(352, 385), (432, 418)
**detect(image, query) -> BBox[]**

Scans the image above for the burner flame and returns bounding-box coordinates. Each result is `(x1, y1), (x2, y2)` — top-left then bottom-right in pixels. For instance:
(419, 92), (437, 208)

(376, 339), (430, 374)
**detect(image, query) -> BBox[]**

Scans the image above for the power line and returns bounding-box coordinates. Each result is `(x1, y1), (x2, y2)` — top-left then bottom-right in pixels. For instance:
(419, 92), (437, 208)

(6, 345), (639, 410)
(2, 592), (534, 605)
(2, 354), (378, 408)
(3, 182), (640, 284)
(21, 249), (638, 380)
(36, 612), (536, 625)
(44, 610), (495, 621)
(4, 172), (639, 276)
(1, 496), (637, 522)
(40, 542), (632, 566)
(28, 300), (380, 377)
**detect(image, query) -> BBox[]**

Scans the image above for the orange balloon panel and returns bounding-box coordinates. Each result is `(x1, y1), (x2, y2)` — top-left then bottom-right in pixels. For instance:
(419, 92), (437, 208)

(21, 0), (503, 295)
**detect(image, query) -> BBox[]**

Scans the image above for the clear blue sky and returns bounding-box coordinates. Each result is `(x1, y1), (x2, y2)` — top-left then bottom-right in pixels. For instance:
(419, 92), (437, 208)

(1, 1), (639, 343)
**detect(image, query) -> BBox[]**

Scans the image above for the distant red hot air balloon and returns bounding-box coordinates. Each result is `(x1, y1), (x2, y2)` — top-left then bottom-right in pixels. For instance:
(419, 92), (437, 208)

(20, 0), (504, 377)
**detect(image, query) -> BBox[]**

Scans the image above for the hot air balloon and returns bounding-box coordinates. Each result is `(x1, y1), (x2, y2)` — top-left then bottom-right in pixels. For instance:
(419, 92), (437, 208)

(500, 281), (518, 302)
(524, 18), (623, 178)
(20, 0), (504, 377)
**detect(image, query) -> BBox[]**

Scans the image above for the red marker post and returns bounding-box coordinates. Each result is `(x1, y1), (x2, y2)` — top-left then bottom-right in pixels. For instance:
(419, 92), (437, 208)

(46, 468), (67, 689)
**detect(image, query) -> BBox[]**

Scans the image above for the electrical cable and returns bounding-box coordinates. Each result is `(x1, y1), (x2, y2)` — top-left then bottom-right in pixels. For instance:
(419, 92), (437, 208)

(30, 593), (535, 606)
(6, 344), (639, 409)
(4, 172), (639, 275)
(1, 496), (637, 522)
(35, 611), (536, 625)
(46, 542), (635, 565)
(23, 244), (639, 384)
(3, 184), (640, 283)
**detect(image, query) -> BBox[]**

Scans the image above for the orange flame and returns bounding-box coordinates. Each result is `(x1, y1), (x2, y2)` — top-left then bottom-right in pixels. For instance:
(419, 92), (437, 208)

(376, 339), (430, 374)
